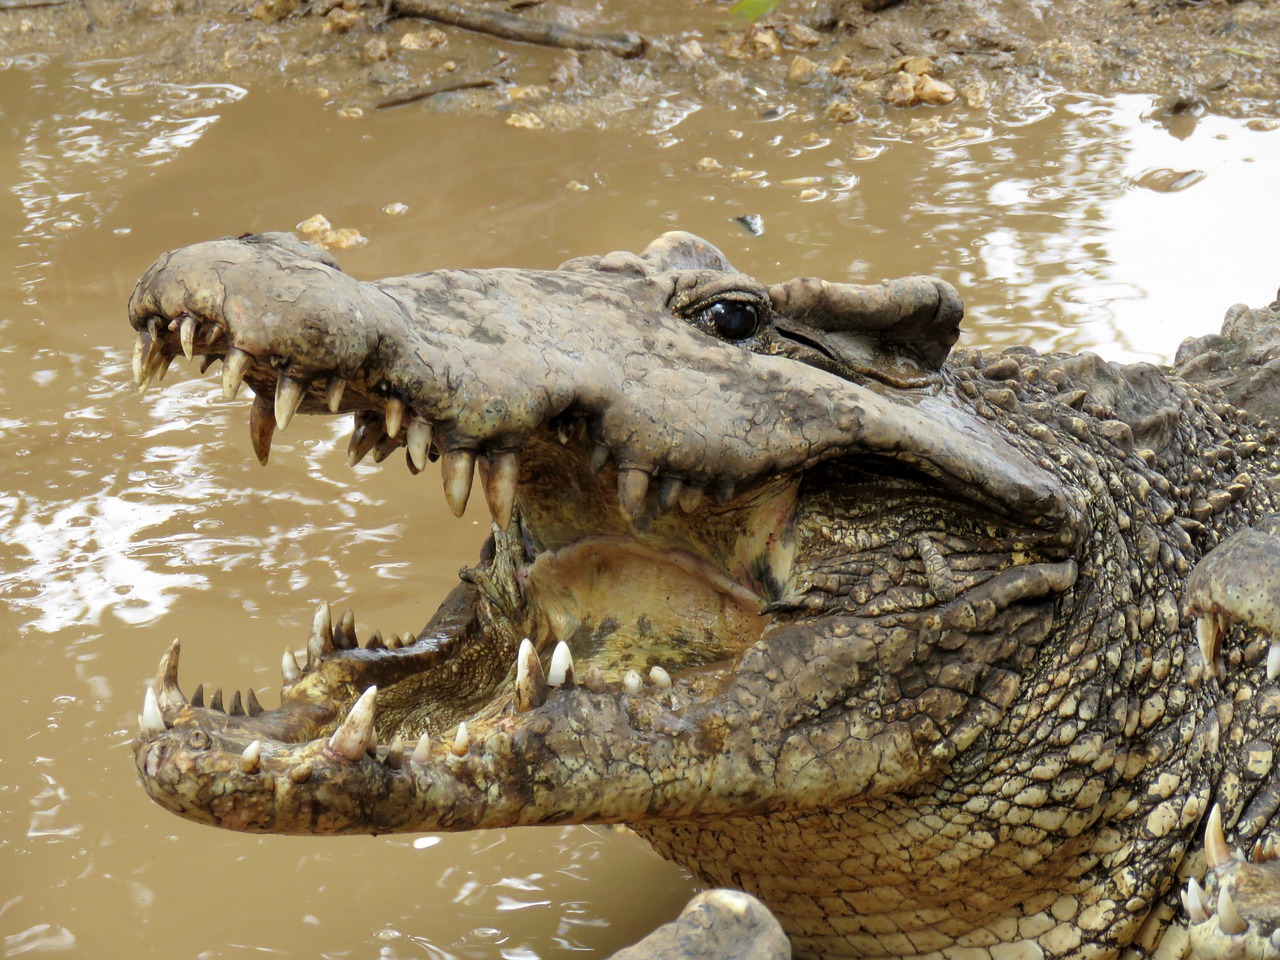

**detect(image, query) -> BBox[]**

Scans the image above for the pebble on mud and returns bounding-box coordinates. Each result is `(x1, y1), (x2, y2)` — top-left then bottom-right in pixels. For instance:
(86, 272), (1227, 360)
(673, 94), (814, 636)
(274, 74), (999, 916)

(884, 71), (957, 107)
(400, 28), (448, 51)
(296, 214), (368, 251)
(362, 37), (391, 63)
(676, 40), (704, 66)
(322, 7), (360, 33)
(381, 203), (409, 216)
(250, 0), (300, 21)
(694, 157), (723, 172)
(506, 113), (545, 130)
(788, 55), (817, 84)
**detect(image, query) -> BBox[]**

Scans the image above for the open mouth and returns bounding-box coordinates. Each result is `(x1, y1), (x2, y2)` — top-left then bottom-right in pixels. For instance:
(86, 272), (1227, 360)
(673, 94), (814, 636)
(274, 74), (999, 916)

(128, 231), (1082, 835)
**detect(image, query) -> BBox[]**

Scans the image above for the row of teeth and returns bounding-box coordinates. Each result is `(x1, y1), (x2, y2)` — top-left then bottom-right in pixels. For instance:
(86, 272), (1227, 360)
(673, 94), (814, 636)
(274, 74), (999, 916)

(137, 623), (676, 768)
(1193, 611), (1280, 681)
(132, 316), (728, 525)
(1182, 803), (1280, 946)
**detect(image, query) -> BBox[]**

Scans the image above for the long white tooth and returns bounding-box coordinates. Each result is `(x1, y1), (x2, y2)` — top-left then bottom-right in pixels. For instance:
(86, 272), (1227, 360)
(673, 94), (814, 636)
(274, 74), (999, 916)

(547, 641), (575, 687)
(407, 418), (432, 472)
(249, 395), (275, 466)
(1196, 614), (1222, 677)
(179, 316), (197, 361)
(411, 733), (431, 766)
(1206, 804), (1233, 870)
(1268, 641), (1280, 682)
(308, 604), (334, 667)
(450, 721), (469, 757)
(282, 647), (302, 685)
(132, 334), (146, 385)
(515, 637), (547, 712)
(484, 452), (519, 530)
(327, 686), (377, 761)
(222, 347), (250, 400)
(1218, 885), (1247, 935)
(240, 739), (262, 773)
(385, 397), (404, 437)
(1183, 877), (1209, 924)
(275, 375), (305, 431)
(649, 665), (672, 689)
(385, 736), (405, 769)
(618, 468), (649, 520)
(326, 376), (346, 413)
(623, 670), (642, 695)
(140, 687), (166, 738)
(442, 450), (475, 517)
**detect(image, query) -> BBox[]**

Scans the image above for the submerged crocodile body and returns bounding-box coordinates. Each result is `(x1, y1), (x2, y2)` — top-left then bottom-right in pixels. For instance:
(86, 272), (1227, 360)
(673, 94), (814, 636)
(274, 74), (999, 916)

(128, 232), (1280, 960)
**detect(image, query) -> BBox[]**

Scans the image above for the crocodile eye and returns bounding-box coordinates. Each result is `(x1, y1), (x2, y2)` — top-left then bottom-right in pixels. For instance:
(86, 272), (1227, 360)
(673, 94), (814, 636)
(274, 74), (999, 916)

(704, 300), (760, 341)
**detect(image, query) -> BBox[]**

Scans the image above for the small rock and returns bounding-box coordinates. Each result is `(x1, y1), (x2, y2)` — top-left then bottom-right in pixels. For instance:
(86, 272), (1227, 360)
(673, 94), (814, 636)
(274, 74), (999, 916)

(322, 7), (360, 32)
(1247, 118), (1280, 132)
(549, 51), (581, 85)
(733, 214), (764, 236)
(798, 188), (824, 201)
(362, 37), (391, 62)
(825, 100), (859, 123)
(915, 74), (956, 105)
(250, 0), (299, 22)
(884, 71), (918, 107)
(337, 106), (364, 119)
(565, 181), (589, 192)
(507, 85), (548, 101)
(381, 203), (409, 216)
(788, 55), (817, 84)
(786, 22), (821, 48)
(749, 25), (782, 59)
(828, 55), (856, 78)
(907, 115), (944, 138)
(296, 214), (332, 241)
(324, 228), (367, 250)
(694, 157), (723, 172)
(676, 39), (704, 66)
(506, 113), (545, 130)
(959, 77), (990, 108)
(400, 28), (447, 50)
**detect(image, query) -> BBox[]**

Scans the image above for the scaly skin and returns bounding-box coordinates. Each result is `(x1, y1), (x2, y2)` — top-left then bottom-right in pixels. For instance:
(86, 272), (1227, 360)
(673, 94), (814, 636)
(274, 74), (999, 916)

(128, 232), (1280, 959)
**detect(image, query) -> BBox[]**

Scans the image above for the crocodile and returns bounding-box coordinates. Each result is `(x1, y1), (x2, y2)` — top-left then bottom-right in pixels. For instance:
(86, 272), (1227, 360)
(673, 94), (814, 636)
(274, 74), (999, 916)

(128, 231), (1280, 960)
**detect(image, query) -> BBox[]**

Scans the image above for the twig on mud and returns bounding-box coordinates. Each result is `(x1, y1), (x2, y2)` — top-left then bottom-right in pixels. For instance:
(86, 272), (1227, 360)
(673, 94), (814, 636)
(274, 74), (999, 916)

(376, 77), (500, 108)
(0, 0), (70, 8)
(388, 0), (646, 58)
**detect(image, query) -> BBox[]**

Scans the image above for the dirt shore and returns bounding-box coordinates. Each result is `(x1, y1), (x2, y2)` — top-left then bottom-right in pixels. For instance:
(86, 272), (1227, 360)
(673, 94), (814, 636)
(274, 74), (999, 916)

(3, 0), (1278, 130)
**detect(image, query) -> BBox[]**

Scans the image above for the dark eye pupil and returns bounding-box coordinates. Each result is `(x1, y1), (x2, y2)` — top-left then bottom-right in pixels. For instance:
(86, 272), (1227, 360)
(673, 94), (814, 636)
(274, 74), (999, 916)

(707, 301), (759, 341)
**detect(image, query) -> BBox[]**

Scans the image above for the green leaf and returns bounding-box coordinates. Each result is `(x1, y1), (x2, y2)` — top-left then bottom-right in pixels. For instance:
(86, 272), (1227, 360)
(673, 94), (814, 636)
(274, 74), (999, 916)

(728, 0), (781, 21)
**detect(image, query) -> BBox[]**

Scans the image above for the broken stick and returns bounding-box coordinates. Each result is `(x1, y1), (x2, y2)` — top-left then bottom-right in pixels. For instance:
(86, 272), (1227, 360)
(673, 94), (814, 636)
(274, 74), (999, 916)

(390, 0), (646, 58)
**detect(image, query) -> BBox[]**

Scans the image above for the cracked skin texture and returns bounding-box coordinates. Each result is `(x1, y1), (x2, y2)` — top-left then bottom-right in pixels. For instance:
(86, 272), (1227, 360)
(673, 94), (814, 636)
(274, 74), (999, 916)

(128, 231), (1280, 959)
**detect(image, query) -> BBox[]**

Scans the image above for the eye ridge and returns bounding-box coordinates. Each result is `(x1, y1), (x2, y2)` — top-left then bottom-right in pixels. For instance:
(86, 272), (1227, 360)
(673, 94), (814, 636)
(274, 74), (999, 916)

(703, 299), (760, 342)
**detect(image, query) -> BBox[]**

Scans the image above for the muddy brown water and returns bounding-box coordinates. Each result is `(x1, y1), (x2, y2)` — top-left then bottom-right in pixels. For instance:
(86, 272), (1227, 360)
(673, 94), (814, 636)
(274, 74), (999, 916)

(2, 40), (1278, 960)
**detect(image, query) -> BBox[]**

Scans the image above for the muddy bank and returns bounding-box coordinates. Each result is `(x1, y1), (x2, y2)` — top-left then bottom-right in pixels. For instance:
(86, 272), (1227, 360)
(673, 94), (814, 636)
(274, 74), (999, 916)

(4, 0), (1278, 131)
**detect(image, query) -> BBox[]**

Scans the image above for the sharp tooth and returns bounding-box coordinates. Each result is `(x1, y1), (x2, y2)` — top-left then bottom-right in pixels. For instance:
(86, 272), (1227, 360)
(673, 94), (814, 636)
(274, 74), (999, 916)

(335, 608), (357, 650)
(249, 395), (276, 466)
(484, 452), (519, 530)
(209, 688), (224, 713)
(326, 376), (346, 413)
(656, 477), (683, 514)
(712, 480), (736, 506)
(450, 722), (469, 757)
(618, 469), (650, 519)
(154, 639), (185, 710)
(1206, 803), (1233, 870)
(649, 665), (672, 689)
(327, 686), (378, 761)
(366, 629), (385, 650)
(581, 663), (607, 694)
(282, 648), (302, 685)
(191, 683), (205, 708)
(179, 316), (197, 361)
(289, 763), (313, 784)
(1218, 885), (1247, 935)
(1268, 641), (1280, 682)
(677, 484), (704, 513)
(1196, 614), (1221, 677)
(372, 436), (398, 464)
(132, 334), (147, 385)
(548, 641), (575, 687)
(411, 733), (431, 766)
(140, 687), (166, 738)
(1183, 877), (1209, 924)
(222, 348), (251, 400)
(442, 450), (475, 517)
(385, 736), (405, 769)
(240, 739), (262, 773)
(347, 412), (381, 467)
(229, 690), (245, 716)
(557, 419), (572, 445)
(515, 638), (547, 712)
(310, 602), (334, 656)
(385, 397), (404, 437)
(407, 418), (433, 471)
(623, 669), (642, 695)
(590, 444), (610, 473)
(275, 375), (305, 431)
(245, 688), (264, 717)
(386, 633), (402, 650)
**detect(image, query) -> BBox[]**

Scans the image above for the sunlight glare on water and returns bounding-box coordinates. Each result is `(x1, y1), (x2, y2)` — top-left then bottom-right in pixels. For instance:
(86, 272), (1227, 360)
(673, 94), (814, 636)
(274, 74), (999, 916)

(0, 33), (1278, 960)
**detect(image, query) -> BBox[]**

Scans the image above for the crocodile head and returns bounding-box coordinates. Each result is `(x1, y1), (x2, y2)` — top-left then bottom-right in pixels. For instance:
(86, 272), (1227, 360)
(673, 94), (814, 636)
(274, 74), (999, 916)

(129, 231), (1089, 938)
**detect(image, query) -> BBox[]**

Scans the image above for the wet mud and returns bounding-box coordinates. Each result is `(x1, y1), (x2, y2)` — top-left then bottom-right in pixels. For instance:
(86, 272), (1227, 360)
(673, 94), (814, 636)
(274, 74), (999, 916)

(2, 0), (1280, 958)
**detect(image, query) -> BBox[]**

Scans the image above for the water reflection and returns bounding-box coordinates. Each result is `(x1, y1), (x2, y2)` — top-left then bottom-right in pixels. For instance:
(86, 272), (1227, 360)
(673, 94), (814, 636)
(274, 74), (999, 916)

(1, 43), (1278, 960)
